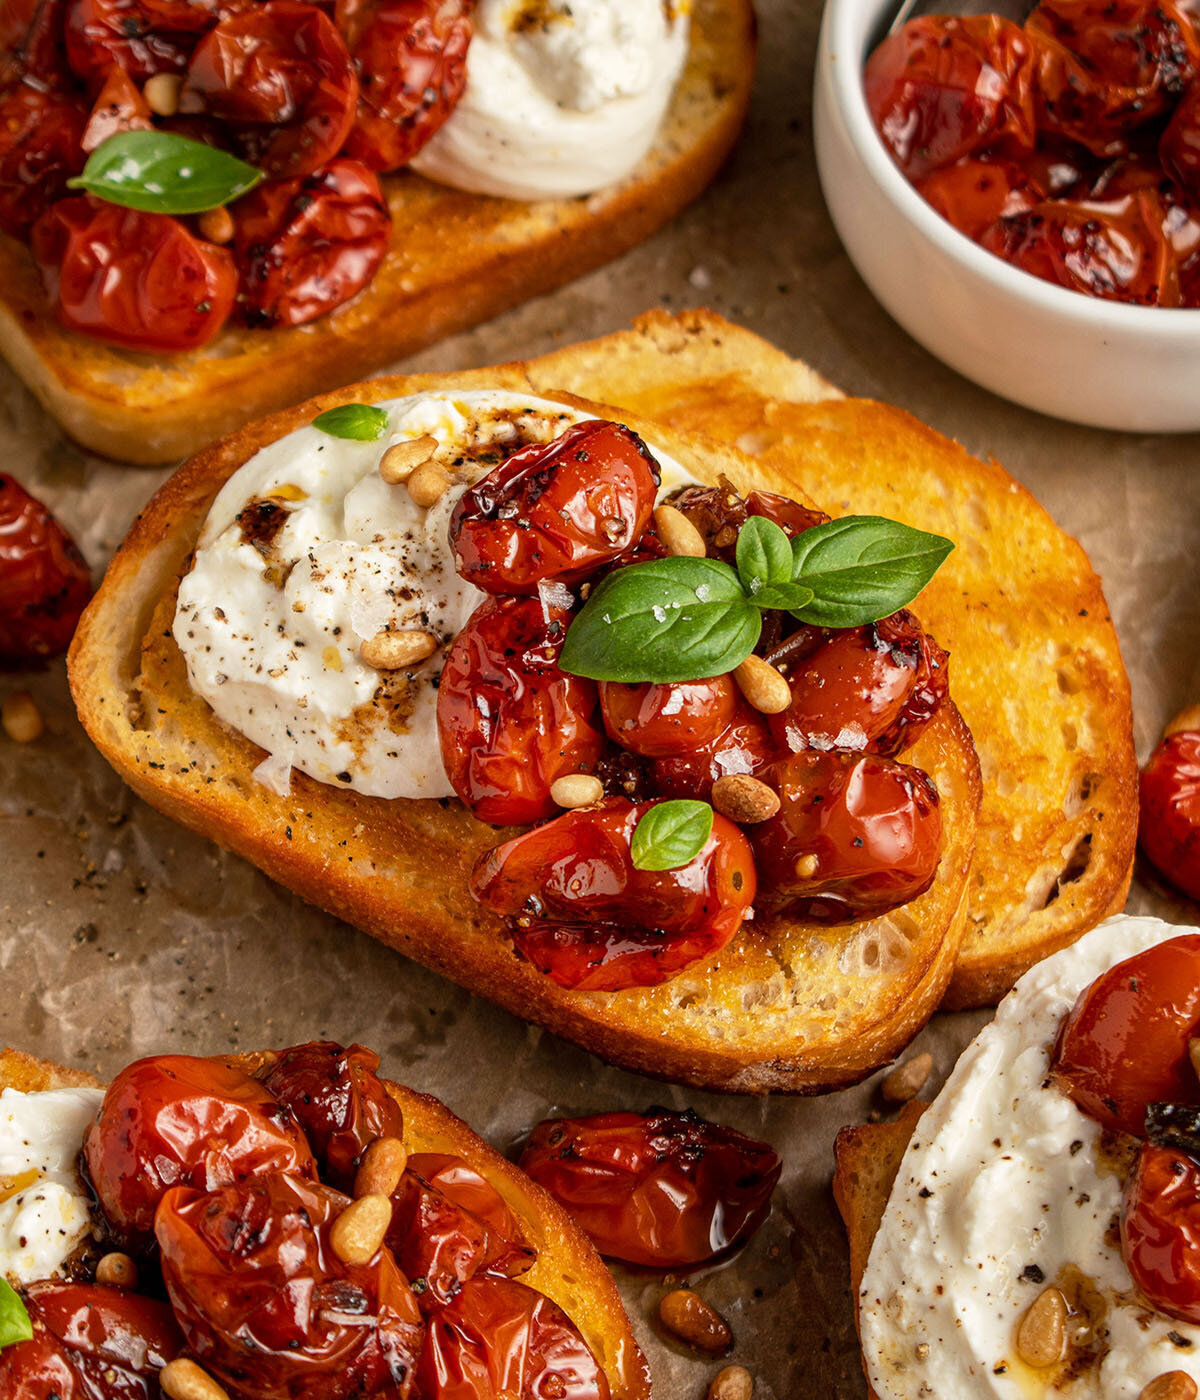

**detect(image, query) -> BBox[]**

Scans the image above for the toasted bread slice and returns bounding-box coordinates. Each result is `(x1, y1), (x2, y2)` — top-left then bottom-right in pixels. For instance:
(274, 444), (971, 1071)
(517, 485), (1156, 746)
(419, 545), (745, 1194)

(528, 311), (1138, 1008)
(69, 370), (981, 1096)
(0, 0), (754, 467)
(0, 1046), (651, 1399)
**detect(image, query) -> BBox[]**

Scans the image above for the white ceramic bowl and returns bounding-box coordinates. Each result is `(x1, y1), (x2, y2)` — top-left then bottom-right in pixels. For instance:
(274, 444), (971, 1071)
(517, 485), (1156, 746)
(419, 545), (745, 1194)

(813, 0), (1200, 432)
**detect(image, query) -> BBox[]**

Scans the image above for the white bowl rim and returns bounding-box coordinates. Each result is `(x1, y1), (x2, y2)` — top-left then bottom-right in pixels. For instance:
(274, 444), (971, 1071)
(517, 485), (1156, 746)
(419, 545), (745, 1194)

(821, 0), (1200, 336)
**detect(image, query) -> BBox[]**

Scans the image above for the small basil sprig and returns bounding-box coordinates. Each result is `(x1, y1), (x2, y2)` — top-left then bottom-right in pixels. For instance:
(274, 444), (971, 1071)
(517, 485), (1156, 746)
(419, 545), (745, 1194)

(312, 404), (390, 442)
(68, 131), (262, 215)
(0, 1279), (32, 1351)
(631, 800), (714, 871)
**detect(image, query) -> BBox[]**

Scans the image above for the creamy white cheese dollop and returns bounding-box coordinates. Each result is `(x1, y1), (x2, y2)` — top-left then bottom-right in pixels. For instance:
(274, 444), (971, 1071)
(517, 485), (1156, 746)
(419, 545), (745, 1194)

(861, 914), (1200, 1400)
(0, 1087), (103, 1284)
(411, 0), (691, 200)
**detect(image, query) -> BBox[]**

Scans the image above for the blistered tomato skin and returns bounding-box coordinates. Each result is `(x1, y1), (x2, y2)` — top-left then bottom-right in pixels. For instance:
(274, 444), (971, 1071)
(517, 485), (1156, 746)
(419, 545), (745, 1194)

(1052, 934), (1200, 1136)
(470, 799), (757, 991)
(1122, 1144), (1200, 1325)
(65, 0), (220, 88)
(599, 675), (737, 759)
(81, 66), (154, 152)
(436, 595), (606, 826)
(916, 159), (1044, 240)
(651, 699), (780, 801)
(0, 86), (86, 238)
(751, 752), (943, 923)
(671, 482), (827, 566)
(520, 1109), (781, 1270)
(1163, 82), (1200, 204)
(83, 1053), (316, 1252)
(449, 420), (661, 595)
(1140, 731), (1200, 902)
(0, 474), (92, 667)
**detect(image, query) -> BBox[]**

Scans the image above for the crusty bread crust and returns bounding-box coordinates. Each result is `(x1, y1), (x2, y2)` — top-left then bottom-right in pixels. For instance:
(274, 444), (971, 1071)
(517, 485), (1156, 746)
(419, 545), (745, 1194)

(0, 0), (755, 466)
(0, 1046), (651, 1400)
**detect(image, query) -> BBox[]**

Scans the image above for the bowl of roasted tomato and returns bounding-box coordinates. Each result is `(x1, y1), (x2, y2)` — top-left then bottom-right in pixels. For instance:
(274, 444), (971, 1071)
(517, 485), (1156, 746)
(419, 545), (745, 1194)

(813, 0), (1200, 432)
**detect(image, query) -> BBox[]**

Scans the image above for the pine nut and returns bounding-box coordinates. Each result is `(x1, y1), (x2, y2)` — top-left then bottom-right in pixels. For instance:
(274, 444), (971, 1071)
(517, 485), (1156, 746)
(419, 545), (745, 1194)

(380, 435), (438, 484)
(654, 503), (706, 558)
(733, 655), (791, 715)
(197, 206), (234, 244)
(1190, 1038), (1200, 1085)
(1016, 1286), (1068, 1369)
(330, 1193), (392, 1265)
(143, 73), (182, 116)
(659, 1289), (732, 1354)
(406, 463), (452, 508)
(708, 1365), (753, 1400)
(360, 630), (438, 670)
(794, 852), (818, 880)
(1140, 1373), (1199, 1400)
(354, 1137), (407, 1200)
(550, 773), (604, 809)
(711, 773), (779, 824)
(159, 1358), (230, 1400)
(2, 690), (43, 743)
(95, 1251), (137, 1288)
(881, 1051), (933, 1104)
(1166, 704), (1200, 739)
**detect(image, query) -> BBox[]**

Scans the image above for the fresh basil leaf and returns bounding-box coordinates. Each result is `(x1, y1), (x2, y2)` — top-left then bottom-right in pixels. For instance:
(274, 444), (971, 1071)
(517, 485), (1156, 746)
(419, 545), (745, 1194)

(312, 404), (390, 442)
(750, 581), (815, 611)
(0, 1279), (31, 1350)
(67, 131), (262, 215)
(789, 515), (954, 628)
(558, 557), (760, 684)
(736, 516), (794, 595)
(631, 800), (714, 872)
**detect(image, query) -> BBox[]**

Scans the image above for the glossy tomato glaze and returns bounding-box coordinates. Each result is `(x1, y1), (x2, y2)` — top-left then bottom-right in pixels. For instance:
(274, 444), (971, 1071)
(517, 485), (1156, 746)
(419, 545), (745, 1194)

(1140, 728), (1200, 902)
(0, 473), (92, 666)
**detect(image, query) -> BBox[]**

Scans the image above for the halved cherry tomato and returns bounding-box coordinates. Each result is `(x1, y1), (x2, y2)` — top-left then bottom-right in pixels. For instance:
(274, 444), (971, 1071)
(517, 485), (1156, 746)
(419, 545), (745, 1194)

(1122, 1143), (1200, 1324)
(651, 698), (780, 801)
(83, 1052), (315, 1251)
(416, 1276), (609, 1400)
(915, 158), (1044, 241)
(0, 473), (92, 667)
(599, 674), (736, 759)
(1163, 81), (1200, 208)
(0, 85), (86, 238)
(341, 0), (471, 171)
(750, 752), (942, 922)
(81, 65), (153, 152)
(520, 1109), (780, 1269)
(1052, 934), (1200, 1136)
(1140, 730), (1200, 902)
(671, 481), (827, 567)
(156, 1172), (424, 1398)
(259, 1040), (403, 1192)
(436, 595), (605, 826)
(471, 799), (757, 990)
(0, 1282), (182, 1400)
(449, 421), (661, 595)
(65, 0), (221, 88)
(32, 197), (237, 351)
(180, 1), (358, 179)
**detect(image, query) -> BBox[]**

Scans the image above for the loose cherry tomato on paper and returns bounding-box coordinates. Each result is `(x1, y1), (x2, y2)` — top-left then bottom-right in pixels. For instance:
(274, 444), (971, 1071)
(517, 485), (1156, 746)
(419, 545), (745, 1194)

(437, 595), (605, 826)
(156, 1173), (424, 1399)
(83, 1052), (315, 1251)
(65, 0), (221, 88)
(1122, 1143), (1200, 1324)
(1053, 934), (1200, 1135)
(0, 85), (86, 238)
(1140, 716), (1200, 903)
(0, 473), (92, 668)
(341, 0), (471, 171)
(450, 420), (661, 594)
(471, 799), (756, 991)
(416, 1276), (609, 1400)
(750, 752), (942, 923)
(916, 159), (1044, 241)
(520, 1109), (781, 1270)
(671, 481), (827, 567)
(599, 674), (737, 759)
(81, 66), (154, 152)
(651, 699), (780, 801)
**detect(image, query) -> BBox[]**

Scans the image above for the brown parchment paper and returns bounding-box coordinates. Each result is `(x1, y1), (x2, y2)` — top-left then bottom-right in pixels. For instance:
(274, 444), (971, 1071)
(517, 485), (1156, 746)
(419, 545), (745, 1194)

(2, 3), (1199, 1395)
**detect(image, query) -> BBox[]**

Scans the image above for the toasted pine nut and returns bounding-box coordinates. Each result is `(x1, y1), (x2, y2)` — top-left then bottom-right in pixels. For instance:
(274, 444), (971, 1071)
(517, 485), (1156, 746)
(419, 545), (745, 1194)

(659, 1289), (731, 1354)
(2, 690), (43, 743)
(654, 503), (706, 558)
(733, 655), (790, 715)
(407, 463), (452, 508)
(550, 773), (604, 809)
(1140, 1372), (1199, 1400)
(95, 1251), (138, 1288)
(197, 206), (234, 244)
(360, 630), (438, 670)
(881, 1051), (933, 1104)
(794, 852), (818, 880)
(1016, 1286), (1068, 1369)
(1166, 704), (1200, 739)
(380, 435), (438, 485)
(330, 1193), (392, 1265)
(143, 72), (182, 116)
(354, 1136), (407, 1199)
(711, 773), (779, 824)
(708, 1365), (753, 1400)
(159, 1358), (231, 1400)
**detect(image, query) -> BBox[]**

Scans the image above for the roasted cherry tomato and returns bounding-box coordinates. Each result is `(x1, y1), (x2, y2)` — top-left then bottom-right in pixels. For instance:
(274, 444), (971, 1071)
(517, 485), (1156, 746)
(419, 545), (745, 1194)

(388, 1153), (534, 1309)
(471, 799), (757, 991)
(864, 15), (1037, 180)
(1, 0), (72, 87)
(437, 595), (605, 826)
(32, 197), (237, 352)
(598, 674), (736, 759)
(915, 158), (1044, 240)
(651, 699), (780, 801)
(83, 1052), (316, 1251)
(1122, 1143), (1200, 1324)
(1164, 84), (1200, 222)
(259, 1040), (404, 1192)
(156, 1172), (424, 1399)
(750, 752), (942, 923)
(1140, 721), (1200, 902)
(65, 0), (221, 87)
(769, 609), (948, 759)
(450, 421), (661, 595)
(180, 1), (359, 179)
(416, 1276), (608, 1400)
(0, 1282), (182, 1400)
(0, 84), (86, 238)
(1052, 934), (1200, 1136)
(671, 481), (827, 567)
(0, 473), (92, 667)
(341, 0), (471, 171)
(519, 1109), (780, 1270)
(232, 157), (390, 327)
(81, 65), (153, 152)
